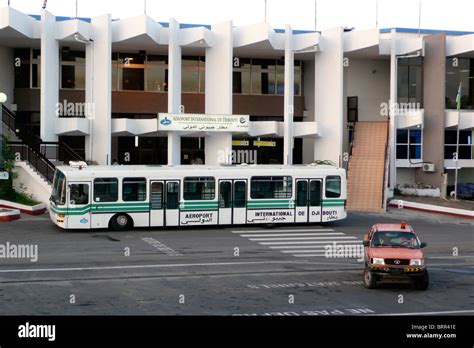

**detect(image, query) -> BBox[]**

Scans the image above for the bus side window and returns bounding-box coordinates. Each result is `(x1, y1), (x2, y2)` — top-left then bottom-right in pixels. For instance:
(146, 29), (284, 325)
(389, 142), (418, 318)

(70, 184), (89, 205)
(325, 176), (341, 198)
(310, 180), (321, 206)
(151, 182), (163, 209)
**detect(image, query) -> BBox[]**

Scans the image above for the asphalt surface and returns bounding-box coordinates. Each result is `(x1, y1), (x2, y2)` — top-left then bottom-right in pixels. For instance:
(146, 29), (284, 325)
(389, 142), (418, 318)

(0, 208), (472, 316)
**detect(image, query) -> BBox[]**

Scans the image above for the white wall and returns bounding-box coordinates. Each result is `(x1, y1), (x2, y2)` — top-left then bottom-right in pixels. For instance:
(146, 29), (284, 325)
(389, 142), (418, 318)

(345, 58), (390, 122)
(313, 27), (344, 165)
(302, 59), (315, 163)
(0, 46), (14, 109)
(13, 162), (52, 206)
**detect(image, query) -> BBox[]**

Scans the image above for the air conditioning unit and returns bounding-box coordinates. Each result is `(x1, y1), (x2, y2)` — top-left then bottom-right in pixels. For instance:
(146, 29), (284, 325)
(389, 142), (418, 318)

(422, 163), (435, 172)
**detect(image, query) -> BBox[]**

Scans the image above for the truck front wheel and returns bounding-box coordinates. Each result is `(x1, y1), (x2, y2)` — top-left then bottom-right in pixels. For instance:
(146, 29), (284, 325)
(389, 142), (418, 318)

(413, 270), (429, 291)
(363, 267), (378, 289)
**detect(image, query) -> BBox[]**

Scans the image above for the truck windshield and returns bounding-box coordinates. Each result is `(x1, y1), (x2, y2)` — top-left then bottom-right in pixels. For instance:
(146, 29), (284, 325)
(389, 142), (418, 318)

(371, 231), (420, 248)
(51, 170), (66, 205)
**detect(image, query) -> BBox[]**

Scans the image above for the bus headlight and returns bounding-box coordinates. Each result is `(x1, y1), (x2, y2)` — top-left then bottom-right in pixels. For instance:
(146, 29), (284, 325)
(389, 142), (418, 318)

(372, 258), (384, 265)
(410, 259), (423, 266)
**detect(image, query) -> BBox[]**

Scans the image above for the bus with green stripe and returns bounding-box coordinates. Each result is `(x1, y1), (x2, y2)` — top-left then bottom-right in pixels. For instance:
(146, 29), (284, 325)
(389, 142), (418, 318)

(49, 162), (347, 230)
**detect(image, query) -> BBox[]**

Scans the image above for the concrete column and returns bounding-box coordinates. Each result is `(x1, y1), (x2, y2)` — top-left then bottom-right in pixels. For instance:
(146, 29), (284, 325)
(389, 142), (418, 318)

(313, 27), (344, 165)
(89, 14), (112, 165)
(416, 33), (446, 189)
(85, 42), (93, 162)
(40, 9), (59, 142)
(205, 21), (233, 165)
(388, 29), (398, 190)
(283, 25), (294, 165)
(167, 18), (181, 165)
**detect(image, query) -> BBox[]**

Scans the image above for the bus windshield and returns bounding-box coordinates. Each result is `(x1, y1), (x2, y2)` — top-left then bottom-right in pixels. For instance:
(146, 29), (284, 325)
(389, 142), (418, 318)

(51, 170), (66, 205)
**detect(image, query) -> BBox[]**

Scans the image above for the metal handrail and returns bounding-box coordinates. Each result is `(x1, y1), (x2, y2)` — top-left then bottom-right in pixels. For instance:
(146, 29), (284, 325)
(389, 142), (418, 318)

(8, 141), (56, 183)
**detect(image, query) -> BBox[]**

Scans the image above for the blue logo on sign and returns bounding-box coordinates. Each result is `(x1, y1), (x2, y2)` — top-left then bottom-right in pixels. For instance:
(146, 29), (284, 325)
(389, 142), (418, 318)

(80, 218), (88, 224)
(160, 117), (172, 126)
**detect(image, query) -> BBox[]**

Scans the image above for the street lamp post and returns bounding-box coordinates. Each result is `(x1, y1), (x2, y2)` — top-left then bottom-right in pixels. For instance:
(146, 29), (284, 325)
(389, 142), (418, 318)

(0, 92), (8, 170)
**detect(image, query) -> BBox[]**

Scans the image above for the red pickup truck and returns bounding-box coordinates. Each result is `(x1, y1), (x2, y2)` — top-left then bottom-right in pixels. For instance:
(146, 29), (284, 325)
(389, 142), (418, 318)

(363, 222), (429, 290)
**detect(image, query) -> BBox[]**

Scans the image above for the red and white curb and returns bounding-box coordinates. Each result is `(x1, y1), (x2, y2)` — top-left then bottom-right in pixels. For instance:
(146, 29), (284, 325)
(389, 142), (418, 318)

(389, 200), (474, 219)
(0, 208), (21, 222)
(0, 200), (46, 216)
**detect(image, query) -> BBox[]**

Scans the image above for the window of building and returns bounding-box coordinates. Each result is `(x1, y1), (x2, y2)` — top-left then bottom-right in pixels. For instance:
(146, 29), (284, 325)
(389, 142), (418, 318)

(250, 176), (292, 199)
(182, 56), (199, 93)
(445, 57), (474, 110)
(325, 176), (341, 198)
(233, 58), (251, 94)
(251, 59), (276, 95)
(146, 55), (168, 92)
(61, 50), (85, 89)
(94, 178), (118, 202)
(118, 53), (145, 91)
(396, 129), (422, 160)
(14, 48), (31, 88)
(199, 56), (206, 93)
(183, 177), (215, 200)
(112, 52), (118, 91)
(31, 49), (41, 88)
(122, 177), (147, 201)
(398, 57), (423, 106)
(444, 130), (473, 160)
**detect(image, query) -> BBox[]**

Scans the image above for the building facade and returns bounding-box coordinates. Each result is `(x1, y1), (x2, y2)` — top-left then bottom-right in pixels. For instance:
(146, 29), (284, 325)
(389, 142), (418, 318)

(0, 6), (473, 204)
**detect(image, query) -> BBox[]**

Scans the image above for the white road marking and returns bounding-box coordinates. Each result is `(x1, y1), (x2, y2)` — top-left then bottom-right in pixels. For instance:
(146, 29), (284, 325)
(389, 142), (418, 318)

(234, 228), (362, 259)
(374, 309), (474, 316)
(427, 255), (474, 259)
(0, 260), (317, 274)
(240, 233), (344, 237)
(260, 241), (360, 245)
(270, 242), (362, 248)
(249, 236), (357, 241)
(232, 229), (334, 233)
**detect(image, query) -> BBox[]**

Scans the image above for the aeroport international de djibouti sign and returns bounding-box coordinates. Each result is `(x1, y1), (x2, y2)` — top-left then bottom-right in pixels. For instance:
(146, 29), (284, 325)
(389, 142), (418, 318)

(158, 113), (250, 133)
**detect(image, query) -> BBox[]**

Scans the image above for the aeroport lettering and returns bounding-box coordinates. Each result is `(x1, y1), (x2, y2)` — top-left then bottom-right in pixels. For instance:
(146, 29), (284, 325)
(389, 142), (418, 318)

(184, 213), (213, 219)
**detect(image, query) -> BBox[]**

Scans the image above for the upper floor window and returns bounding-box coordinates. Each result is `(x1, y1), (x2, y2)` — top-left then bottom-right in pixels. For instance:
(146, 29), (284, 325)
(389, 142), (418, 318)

(397, 57), (423, 107)
(396, 129), (422, 160)
(446, 58), (474, 110)
(61, 50), (85, 89)
(14, 48), (40, 89)
(444, 130), (473, 160)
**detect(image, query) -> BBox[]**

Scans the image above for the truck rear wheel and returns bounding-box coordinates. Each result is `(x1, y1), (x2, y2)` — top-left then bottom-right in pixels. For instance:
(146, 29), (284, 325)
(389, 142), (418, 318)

(363, 267), (378, 289)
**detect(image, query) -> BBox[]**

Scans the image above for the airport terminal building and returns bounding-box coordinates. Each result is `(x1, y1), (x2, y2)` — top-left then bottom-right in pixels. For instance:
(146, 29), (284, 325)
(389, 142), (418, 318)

(0, 6), (473, 211)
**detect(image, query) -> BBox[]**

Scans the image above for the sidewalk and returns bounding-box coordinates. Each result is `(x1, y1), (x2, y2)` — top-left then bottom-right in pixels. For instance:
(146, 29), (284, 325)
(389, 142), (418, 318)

(389, 195), (474, 219)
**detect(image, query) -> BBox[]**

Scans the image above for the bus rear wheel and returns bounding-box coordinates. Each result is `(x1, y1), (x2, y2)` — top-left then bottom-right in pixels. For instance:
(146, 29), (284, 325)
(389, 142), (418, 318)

(110, 213), (133, 231)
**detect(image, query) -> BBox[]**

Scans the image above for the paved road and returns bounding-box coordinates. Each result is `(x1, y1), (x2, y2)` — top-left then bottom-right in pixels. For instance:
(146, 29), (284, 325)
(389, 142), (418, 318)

(0, 208), (472, 316)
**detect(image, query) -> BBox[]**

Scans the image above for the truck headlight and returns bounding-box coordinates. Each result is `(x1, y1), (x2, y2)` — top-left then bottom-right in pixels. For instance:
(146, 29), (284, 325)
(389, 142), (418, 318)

(372, 258), (384, 265)
(410, 259), (423, 266)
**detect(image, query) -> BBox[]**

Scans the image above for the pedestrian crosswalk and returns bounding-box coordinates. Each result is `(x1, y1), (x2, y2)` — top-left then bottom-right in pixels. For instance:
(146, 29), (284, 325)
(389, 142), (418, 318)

(232, 228), (363, 258)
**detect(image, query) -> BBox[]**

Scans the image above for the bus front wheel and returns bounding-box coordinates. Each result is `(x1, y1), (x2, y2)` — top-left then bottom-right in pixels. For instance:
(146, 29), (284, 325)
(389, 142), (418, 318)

(110, 213), (133, 231)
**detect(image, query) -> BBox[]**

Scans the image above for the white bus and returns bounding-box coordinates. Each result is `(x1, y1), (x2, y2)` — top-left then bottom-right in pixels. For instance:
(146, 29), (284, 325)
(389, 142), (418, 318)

(49, 163), (347, 230)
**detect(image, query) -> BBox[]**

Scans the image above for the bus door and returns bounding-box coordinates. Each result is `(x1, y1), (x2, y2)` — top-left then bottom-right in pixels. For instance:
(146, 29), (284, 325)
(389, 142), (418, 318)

(67, 181), (91, 229)
(218, 180), (247, 225)
(150, 180), (180, 227)
(150, 181), (164, 227)
(308, 179), (323, 223)
(165, 181), (180, 226)
(295, 179), (309, 223)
